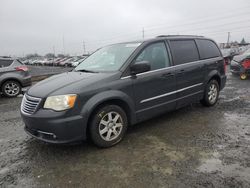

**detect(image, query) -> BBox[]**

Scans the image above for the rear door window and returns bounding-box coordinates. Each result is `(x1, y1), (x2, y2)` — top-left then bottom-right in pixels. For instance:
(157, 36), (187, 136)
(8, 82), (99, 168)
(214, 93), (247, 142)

(169, 40), (199, 65)
(0, 59), (13, 68)
(196, 39), (221, 59)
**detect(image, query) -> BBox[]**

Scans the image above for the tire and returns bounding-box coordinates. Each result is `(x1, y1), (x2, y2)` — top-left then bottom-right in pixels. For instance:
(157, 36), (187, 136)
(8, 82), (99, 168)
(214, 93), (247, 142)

(240, 73), (247, 80)
(89, 105), (128, 148)
(201, 79), (219, 107)
(1, 80), (21, 97)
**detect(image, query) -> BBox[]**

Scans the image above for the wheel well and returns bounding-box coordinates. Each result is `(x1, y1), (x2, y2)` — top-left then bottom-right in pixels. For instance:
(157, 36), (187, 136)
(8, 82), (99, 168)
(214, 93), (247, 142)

(209, 75), (221, 89)
(0, 79), (22, 91)
(86, 99), (132, 139)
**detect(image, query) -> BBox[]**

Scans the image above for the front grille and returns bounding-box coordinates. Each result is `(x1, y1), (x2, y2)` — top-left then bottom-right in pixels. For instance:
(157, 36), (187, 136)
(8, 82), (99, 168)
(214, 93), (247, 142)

(21, 94), (41, 115)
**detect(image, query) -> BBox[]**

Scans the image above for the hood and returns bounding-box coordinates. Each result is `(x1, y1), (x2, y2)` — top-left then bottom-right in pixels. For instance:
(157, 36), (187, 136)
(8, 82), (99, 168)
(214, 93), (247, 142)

(233, 54), (250, 63)
(27, 71), (116, 98)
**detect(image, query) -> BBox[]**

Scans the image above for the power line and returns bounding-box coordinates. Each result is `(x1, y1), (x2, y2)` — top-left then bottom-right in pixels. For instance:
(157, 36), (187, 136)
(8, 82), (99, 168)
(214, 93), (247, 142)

(143, 5), (250, 29)
(84, 10), (250, 45)
(144, 19), (250, 38)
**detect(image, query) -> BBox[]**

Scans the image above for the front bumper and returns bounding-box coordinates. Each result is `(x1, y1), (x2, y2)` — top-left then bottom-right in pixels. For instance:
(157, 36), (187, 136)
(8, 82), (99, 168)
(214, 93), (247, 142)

(21, 110), (87, 144)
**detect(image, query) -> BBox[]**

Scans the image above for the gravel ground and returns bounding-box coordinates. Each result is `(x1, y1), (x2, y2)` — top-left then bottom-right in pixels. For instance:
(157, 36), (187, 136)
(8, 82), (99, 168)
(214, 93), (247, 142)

(0, 68), (250, 187)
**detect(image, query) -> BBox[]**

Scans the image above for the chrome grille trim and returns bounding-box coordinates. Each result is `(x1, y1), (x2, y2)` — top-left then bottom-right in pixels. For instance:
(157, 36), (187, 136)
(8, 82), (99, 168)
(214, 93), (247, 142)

(21, 94), (41, 115)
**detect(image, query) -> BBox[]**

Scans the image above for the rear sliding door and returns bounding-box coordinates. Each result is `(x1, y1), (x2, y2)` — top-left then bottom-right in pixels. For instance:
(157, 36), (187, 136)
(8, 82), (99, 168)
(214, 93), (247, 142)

(168, 39), (205, 108)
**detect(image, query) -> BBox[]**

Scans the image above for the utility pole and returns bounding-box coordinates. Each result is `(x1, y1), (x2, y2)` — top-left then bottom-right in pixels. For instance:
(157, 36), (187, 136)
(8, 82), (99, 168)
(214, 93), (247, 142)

(142, 28), (145, 39)
(227, 32), (230, 47)
(62, 35), (65, 54)
(52, 46), (55, 65)
(83, 41), (86, 54)
(53, 46), (55, 56)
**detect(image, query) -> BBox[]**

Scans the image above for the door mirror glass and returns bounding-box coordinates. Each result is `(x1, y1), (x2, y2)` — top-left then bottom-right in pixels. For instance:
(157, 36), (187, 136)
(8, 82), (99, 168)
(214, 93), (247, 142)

(130, 61), (151, 75)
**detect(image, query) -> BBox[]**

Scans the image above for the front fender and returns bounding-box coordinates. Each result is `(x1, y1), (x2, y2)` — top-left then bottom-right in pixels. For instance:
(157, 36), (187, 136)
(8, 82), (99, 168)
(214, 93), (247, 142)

(80, 90), (136, 126)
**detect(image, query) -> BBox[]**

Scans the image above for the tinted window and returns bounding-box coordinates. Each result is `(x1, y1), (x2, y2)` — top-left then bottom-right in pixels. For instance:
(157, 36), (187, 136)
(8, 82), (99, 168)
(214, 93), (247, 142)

(0, 59), (13, 68)
(196, 39), (221, 59)
(169, 40), (199, 65)
(135, 42), (170, 71)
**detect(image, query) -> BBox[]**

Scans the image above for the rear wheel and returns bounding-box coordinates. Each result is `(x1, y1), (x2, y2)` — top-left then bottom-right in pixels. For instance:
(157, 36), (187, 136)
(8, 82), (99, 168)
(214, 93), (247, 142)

(240, 73), (247, 80)
(1, 80), (21, 97)
(201, 79), (219, 107)
(89, 105), (128, 148)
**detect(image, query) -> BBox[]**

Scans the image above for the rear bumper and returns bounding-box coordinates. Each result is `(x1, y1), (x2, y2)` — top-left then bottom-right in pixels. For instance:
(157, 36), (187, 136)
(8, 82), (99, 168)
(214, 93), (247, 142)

(20, 76), (32, 87)
(21, 110), (87, 144)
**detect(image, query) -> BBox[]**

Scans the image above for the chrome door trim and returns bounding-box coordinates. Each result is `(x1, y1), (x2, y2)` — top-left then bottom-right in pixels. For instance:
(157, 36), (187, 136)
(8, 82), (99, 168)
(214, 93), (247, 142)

(140, 83), (203, 103)
(136, 90), (203, 114)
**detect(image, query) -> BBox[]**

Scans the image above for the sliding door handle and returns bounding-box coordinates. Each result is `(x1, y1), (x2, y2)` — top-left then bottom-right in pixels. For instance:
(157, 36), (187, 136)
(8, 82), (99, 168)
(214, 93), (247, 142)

(161, 72), (174, 78)
(177, 69), (185, 74)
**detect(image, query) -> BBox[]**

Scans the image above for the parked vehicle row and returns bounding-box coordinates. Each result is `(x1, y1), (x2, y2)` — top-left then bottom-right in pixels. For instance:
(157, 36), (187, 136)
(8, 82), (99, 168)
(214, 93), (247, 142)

(230, 48), (250, 80)
(220, 46), (249, 65)
(23, 55), (88, 67)
(221, 48), (238, 65)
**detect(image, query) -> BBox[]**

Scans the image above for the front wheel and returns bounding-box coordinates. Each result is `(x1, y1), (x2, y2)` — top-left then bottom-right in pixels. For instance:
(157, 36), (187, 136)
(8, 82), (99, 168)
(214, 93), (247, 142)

(201, 80), (219, 107)
(89, 105), (128, 148)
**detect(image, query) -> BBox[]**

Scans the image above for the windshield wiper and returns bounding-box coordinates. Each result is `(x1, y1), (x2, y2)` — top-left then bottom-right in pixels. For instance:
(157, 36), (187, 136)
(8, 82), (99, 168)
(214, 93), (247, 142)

(74, 69), (98, 73)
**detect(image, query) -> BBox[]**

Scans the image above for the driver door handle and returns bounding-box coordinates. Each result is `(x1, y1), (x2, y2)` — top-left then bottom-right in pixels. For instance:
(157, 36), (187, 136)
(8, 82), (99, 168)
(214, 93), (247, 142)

(161, 72), (174, 78)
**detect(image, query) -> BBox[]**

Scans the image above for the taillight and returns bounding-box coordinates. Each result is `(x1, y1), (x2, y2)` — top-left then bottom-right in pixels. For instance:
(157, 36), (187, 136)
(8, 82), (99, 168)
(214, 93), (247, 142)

(242, 59), (250, 69)
(15, 66), (28, 72)
(223, 59), (227, 73)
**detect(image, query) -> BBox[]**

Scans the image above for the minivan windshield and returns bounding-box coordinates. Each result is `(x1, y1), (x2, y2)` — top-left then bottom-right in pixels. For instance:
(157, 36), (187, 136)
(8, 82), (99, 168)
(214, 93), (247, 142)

(75, 42), (141, 72)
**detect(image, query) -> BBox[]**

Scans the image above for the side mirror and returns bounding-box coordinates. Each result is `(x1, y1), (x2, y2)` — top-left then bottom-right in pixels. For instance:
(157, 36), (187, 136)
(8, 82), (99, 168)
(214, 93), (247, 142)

(130, 61), (151, 75)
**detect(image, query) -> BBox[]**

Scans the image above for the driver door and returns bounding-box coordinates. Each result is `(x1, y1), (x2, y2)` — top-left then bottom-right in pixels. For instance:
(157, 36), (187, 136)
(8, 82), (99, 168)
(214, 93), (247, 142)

(131, 42), (176, 122)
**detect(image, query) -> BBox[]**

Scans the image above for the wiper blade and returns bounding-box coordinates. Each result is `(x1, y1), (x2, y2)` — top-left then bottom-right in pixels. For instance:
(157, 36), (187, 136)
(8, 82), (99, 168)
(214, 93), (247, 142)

(75, 69), (98, 73)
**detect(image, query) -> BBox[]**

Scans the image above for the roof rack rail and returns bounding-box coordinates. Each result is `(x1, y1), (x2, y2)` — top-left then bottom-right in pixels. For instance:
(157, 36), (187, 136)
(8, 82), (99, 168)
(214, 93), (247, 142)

(156, 35), (204, 38)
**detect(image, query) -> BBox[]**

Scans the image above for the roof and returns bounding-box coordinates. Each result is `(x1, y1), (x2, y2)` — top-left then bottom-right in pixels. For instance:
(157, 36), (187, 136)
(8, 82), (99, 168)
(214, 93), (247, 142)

(0, 56), (13, 60)
(156, 35), (204, 39)
(119, 35), (207, 44)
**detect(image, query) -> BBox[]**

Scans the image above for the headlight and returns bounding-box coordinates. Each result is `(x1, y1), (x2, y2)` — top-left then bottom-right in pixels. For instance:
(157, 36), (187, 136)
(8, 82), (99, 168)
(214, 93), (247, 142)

(44, 94), (77, 111)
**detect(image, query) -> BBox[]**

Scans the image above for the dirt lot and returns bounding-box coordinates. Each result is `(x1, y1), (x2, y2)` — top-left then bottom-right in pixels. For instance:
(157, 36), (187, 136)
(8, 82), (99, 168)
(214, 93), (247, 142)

(0, 69), (250, 187)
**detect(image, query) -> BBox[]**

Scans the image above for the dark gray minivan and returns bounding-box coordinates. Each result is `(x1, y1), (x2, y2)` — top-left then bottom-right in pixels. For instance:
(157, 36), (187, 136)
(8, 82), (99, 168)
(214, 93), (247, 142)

(21, 35), (226, 147)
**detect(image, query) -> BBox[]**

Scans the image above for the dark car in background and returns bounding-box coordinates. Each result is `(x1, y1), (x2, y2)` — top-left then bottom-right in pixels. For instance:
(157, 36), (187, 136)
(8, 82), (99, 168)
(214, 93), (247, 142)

(21, 35), (226, 148)
(0, 57), (31, 97)
(230, 49), (250, 80)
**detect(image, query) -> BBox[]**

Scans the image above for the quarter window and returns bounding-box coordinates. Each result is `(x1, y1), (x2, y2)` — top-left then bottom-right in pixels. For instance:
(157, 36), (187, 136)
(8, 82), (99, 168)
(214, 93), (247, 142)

(169, 40), (199, 65)
(0, 60), (13, 68)
(134, 42), (170, 71)
(196, 39), (221, 59)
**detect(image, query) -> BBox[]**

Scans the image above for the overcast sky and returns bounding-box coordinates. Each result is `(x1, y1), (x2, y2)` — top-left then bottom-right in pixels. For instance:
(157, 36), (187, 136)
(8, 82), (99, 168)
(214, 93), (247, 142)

(0, 0), (249, 56)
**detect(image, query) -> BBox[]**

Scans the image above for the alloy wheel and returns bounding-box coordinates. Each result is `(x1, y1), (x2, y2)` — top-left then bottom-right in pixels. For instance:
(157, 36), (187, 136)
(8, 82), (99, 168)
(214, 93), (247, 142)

(98, 111), (124, 141)
(4, 82), (20, 97)
(208, 83), (218, 104)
